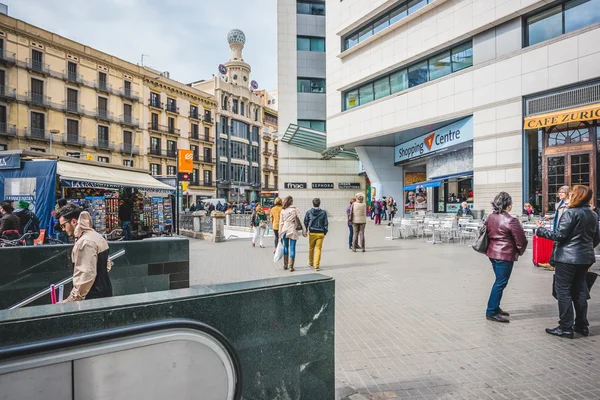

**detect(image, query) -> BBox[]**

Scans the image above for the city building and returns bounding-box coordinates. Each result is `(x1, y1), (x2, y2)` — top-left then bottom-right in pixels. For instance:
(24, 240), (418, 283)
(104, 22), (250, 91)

(143, 67), (217, 206)
(191, 29), (265, 203)
(326, 0), (600, 215)
(261, 102), (279, 194)
(278, 0), (361, 216)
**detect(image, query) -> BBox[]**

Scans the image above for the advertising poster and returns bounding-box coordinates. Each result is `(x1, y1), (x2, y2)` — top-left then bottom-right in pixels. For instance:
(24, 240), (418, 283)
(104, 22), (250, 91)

(404, 172), (426, 212)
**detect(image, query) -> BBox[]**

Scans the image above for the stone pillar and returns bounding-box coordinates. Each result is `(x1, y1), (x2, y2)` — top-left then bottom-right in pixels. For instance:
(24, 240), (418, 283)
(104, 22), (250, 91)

(192, 211), (201, 232)
(212, 212), (226, 243)
(225, 213), (231, 227)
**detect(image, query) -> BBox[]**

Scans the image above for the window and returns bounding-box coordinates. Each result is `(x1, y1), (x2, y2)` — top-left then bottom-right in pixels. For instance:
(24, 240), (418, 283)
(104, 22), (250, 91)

(204, 170), (212, 184)
(342, 0), (433, 51)
(204, 147), (212, 160)
(167, 140), (177, 156)
(30, 78), (44, 104)
(231, 119), (249, 139)
(251, 126), (259, 142)
(232, 99), (239, 114)
(123, 130), (132, 145)
(240, 101), (245, 116)
(343, 41), (472, 110)
(190, 105), (199, 119)
(525, 1), (600, 46)
(31, 49), (43, 71)
(98, 125), (109, 145)
(264, 157), (269, 165)
(191, 123), (199, 138)
(297, 36), (325, 52)
(168, 117), (175, 133)
(191, 145), (199, 159)
(298, 120), (326, 131)
(297, 78), (326, 93)
(151, 113), (159, 129)
(66, 151), (80, 158)
(151, 137), (161, 153)
(123, 160), (133, 167)
(167, 98), (177, 113)
(67, 61), (77, 81)
(547, 123), (591, 146)
(98, 72), (108, 91)
(150, 92), (161, 108)
(124, 80), (132, 97)
(222, 95), (228, 111)
(123, 103), (132, 118)
(98, 156), (109, 163)
(0, 144), (6, 151)
(192, 169), (199, 184)
(67, 119), (79, 139)
(264, 174), (270, 187)
(98, 97), (108, 116)
(297, 1), (325, 15)
(30, 112), (45, 137)
(150, 164), (161, 175)
(167, 165), (176, 176)
(204, 126), (210, 139)
(67, 88), (78, 111)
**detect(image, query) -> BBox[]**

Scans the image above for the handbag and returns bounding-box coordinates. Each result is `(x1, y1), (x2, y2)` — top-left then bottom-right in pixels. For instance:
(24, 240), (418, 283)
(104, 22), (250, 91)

(259, 220), (267, 230)
(472, 223), (489, 254)
(295, 215), (303, 231)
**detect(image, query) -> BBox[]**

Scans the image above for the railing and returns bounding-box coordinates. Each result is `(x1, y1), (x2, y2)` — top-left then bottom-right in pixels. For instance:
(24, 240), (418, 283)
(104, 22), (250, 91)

(0, 85), (17, 100)
(200, 216), (213, 232)
(167, 150), (177, 158)
(204, 112), (213, 123)
(166, 103), (179, 114)
(95, 80), (112, 93)
(120, 114), (139, 127)
(189, 110), (200, 119)
(120, 143), (139, 155)
(263, 164), (275, 171)
(23, 127), (49, 141)
(262, 149), (272, 156)
(95, 109), (113, 121)
(94, 139), (115, 150)
(26, 58), (51, 74)
(0, 122), (17, 136)
(148, 98), (163, 109)
(0, 49), (16, 64)
(119, 87), (140, 101)
(229, 214), (251, 227)
(7, 250), (126, 310)
(148, 122), (180, 135)
(64, 101), (85, 114)
(202, 156), (215, 164)
(148, 147), (163, 157)
(191, 133), (214, 143)
(63, 71), (83, 84)
(179, 214), (194, 231)
(26, 92), (51, 107)
(62, 134), (86, 146)
(273, 151), (278, 157)
(262, 133), (272, 141)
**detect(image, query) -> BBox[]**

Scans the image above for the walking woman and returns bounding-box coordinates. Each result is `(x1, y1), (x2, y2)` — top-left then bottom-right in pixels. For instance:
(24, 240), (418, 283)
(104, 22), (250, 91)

(279, 196), (306, 271)
(388, 197), (397, 221)
(373, 199), (382, 225)
(351, 193), (367, 252)
(346, 198), (356, 249)
(251, 203), (267, 248)
(536, 185), (600, 338)
(270, 197), (283, 253)
(485, 192), (528, 323)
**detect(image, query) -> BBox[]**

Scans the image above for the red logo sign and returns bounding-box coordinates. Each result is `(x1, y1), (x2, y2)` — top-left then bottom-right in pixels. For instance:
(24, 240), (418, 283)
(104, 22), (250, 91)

(424, 133), (435, 150)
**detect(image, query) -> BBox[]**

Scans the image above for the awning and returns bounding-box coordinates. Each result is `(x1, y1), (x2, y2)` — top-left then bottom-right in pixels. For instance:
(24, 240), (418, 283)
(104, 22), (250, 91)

(403, 180), (442, 191)
(524, 103), (600, 129)
(57, 161), (175, 194)
(281, 124), (358, 160)
(404, 171), (473, 191)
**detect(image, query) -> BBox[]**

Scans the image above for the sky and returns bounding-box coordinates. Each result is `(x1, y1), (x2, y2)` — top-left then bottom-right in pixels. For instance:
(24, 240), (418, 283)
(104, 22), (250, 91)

(6, 0), (278, 90)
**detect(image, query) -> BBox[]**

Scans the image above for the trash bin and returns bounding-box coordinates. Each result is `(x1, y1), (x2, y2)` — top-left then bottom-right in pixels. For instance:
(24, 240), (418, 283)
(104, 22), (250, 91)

(472, 209), (485, 220)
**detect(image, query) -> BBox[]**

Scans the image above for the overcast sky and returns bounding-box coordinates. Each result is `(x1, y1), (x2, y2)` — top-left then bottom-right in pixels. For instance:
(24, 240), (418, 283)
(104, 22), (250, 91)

(6, 0), (278, 89)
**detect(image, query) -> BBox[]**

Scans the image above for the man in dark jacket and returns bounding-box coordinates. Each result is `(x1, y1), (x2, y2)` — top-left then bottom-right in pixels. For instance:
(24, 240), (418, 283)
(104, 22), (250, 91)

(14, 200), (40, 245)
(0, 201), (20, 239)
(304, 198), (328, 272)
(118, 199), (133, 240)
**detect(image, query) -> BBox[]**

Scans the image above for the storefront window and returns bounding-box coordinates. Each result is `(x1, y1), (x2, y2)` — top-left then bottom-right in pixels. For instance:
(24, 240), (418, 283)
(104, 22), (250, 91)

(526, 129), (543, 214)
(546, 123), (590, 146)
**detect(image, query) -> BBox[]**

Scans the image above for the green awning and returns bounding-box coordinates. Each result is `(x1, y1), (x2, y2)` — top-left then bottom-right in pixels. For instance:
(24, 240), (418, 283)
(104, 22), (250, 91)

(281, 124), (358, 160)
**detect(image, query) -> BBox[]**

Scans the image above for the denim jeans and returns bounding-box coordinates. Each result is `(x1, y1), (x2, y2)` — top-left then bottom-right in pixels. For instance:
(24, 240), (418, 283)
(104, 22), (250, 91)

(121, 221), (132, 241)
(486, 258), (514, 316)
(348, 224), (353, 248)
(282, 233), (297, 259)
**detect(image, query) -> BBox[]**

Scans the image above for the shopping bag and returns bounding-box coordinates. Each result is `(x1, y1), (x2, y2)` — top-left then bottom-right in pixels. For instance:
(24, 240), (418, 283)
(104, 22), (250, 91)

(273, 241), (284, 262)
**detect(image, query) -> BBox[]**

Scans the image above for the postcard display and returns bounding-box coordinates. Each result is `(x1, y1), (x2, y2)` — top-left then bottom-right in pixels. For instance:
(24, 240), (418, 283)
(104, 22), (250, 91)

(151, 197), (173, 233)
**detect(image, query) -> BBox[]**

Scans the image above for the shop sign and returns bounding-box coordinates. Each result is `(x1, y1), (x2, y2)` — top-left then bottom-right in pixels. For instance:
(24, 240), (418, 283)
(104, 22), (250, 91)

(0, 153), (20, 170)
(178, 149), (194, 173)
(339, 182), (361, 189)
(395, 117), (473, 163)
(312, 183), (334, 189)
(284, 182), (307, 189)
(524, 103), (600, 129)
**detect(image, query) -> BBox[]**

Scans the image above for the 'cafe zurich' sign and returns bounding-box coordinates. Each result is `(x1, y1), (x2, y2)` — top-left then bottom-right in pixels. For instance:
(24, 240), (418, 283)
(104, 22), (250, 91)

(394, 117), (473, 163)
(312, 183), (334, 189)
(284, 182), (307, 189)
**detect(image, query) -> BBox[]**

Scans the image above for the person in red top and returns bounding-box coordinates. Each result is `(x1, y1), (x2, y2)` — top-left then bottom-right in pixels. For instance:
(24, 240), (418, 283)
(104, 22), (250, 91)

(485, 192), (528, 323)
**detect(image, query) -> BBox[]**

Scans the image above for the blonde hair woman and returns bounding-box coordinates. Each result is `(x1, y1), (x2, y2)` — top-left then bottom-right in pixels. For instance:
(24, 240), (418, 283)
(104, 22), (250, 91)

(270, 197), (283, 253)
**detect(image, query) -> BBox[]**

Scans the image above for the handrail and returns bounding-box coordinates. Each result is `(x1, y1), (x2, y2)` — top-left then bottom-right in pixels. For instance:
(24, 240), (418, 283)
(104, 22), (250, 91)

(0, 318), (243, 400)
(7, 249), (126, 310)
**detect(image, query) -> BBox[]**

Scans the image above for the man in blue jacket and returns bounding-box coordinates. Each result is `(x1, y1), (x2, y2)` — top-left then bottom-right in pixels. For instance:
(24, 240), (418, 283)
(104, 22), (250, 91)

(304, 198), (328, 272)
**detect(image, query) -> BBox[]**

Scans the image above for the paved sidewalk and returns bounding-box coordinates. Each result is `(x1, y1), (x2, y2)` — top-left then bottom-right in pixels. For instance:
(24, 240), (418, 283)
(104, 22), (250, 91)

(189, 221), (600, 399)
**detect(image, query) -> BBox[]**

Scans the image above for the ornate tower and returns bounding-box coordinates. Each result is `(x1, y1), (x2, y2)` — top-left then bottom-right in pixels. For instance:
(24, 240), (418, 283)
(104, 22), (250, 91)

(225, 29), (251, 87)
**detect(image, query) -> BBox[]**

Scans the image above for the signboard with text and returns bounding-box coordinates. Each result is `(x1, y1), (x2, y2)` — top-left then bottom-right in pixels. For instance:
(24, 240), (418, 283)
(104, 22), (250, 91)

(312, 183), (334, 189)
(339, 183), (361, 189)
(395, 117), (473, 163)
(284, 182), (307, 189)
(178, 149), (194, 173)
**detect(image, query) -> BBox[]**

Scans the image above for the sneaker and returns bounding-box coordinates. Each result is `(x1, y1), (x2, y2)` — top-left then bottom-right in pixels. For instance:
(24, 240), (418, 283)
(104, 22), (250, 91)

(315, 266), (321, 272)
(307, 262), (314, 267)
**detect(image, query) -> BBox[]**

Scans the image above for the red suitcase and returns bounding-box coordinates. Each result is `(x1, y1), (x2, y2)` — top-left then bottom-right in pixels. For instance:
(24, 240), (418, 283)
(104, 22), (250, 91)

(533, 235), (553, 266)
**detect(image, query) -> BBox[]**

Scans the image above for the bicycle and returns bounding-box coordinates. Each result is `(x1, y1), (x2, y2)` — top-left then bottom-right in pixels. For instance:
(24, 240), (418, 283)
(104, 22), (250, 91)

(0, 232), (37, 247)
(102, 229), (124, 241)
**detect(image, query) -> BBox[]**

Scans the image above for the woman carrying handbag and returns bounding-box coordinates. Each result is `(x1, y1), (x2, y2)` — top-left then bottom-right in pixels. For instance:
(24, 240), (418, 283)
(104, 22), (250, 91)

(278, 196), (307, 271)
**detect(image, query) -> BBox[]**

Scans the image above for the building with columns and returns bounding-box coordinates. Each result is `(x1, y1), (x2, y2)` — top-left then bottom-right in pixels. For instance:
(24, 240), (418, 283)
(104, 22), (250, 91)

(326, 0), (600, 216)
(191, 29), (265, 203)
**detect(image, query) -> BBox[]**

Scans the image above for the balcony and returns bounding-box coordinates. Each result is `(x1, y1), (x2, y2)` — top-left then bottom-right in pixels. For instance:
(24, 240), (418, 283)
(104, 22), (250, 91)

(148, 122), (180, 136)
(26, 59), (51, 75)
(120, 143), (139, 155)
(0, 49), (16, 65)
(201, 156), (215, 164)
(203, 111), (213, 124)
(189, 132), (213, 143)
(273, 151), (278, 158)
(148, 98), (163, 109)
(190, 181), (216, 188)
(119, 87), (140, 102)
(62, 134), (86, 147)
(94, 139), (115, 151)
(0, 86), (17, 101)
(94, 81), (112, 93)
(26, 92), (51, 108)
(263, 164), (275, 172)
(189, 110), (200, 120)
(262, 149), (272, 156)
(165, 103), (179, 114)
(95, 109), (113, 122)
(23, 127), (50, 142)
(119, 114), (139, 128)
(148, 147), (163, 157)
(64, 101), (85, 115)
(63, 71), (83, 85)
(0, 122), (17, 137)
(262, 133), (271, 141)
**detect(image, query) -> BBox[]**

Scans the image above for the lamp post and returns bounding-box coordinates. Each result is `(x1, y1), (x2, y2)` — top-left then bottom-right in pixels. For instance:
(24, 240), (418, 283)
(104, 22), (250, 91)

(49, 129), (60, 155)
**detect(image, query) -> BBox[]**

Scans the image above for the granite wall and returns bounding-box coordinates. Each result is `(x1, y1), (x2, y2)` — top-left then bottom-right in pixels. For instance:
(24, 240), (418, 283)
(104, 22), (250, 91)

(0, 237), (189, 309)
(0, 274), (335, 399)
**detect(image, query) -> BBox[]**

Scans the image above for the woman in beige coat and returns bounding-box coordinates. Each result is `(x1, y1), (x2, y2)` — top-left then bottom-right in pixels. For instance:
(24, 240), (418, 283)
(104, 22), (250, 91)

(350, 192), (367, 252)
(279, 196), (307, 271)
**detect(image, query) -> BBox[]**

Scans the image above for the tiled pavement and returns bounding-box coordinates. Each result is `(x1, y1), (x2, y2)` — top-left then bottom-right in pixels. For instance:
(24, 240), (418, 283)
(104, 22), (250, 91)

(189, 221), (600, 400)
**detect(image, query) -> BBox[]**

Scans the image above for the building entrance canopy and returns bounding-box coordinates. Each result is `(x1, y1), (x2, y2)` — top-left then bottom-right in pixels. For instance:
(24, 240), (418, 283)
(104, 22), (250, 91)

(282, 124), (358, 159)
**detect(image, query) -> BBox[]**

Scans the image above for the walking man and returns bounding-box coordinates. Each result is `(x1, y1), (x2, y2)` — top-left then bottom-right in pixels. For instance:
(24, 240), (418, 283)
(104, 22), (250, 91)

(304, 198), (328, 272)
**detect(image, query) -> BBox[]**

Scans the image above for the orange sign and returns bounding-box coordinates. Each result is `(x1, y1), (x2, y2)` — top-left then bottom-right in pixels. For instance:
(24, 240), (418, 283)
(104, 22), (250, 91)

(178, 149), (193, 173)
(524, 103), (600, 129)
(424, 133), (435, 150)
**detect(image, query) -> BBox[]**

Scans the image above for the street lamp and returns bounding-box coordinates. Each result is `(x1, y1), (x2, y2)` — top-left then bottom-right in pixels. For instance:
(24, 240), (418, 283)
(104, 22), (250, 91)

(49, 129), (60, 154)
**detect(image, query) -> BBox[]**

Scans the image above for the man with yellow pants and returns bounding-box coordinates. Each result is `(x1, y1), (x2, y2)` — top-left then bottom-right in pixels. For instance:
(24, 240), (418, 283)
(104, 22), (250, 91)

(304, 198), (329, 272)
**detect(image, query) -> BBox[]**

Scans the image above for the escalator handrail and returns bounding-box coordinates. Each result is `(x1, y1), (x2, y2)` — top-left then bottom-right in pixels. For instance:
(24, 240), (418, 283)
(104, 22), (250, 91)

(7, 249), (126, 310)
(0, 318), (243, 400)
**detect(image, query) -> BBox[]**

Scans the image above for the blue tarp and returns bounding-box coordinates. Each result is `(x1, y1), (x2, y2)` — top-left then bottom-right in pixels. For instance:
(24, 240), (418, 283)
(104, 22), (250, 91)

(0, 160), (57, 230)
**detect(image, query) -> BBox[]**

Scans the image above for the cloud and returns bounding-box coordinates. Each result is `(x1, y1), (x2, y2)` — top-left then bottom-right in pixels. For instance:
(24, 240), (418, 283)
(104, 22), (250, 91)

(6, 0), (277, 90)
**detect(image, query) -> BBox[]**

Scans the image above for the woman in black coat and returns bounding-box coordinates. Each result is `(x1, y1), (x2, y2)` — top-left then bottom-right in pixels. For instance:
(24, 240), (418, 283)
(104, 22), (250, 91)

(536, 185), (600, 338)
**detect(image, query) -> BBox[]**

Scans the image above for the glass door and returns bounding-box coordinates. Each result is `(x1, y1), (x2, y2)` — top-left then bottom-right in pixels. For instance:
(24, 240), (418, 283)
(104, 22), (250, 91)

(545, 155), (566, 213)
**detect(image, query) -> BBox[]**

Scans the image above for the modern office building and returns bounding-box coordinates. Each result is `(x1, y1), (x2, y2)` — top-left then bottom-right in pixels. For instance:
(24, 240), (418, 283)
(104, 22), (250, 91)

(278, 0), (361, 216)
(326, 0), (600, 215)
(191, 30), (265, 203)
